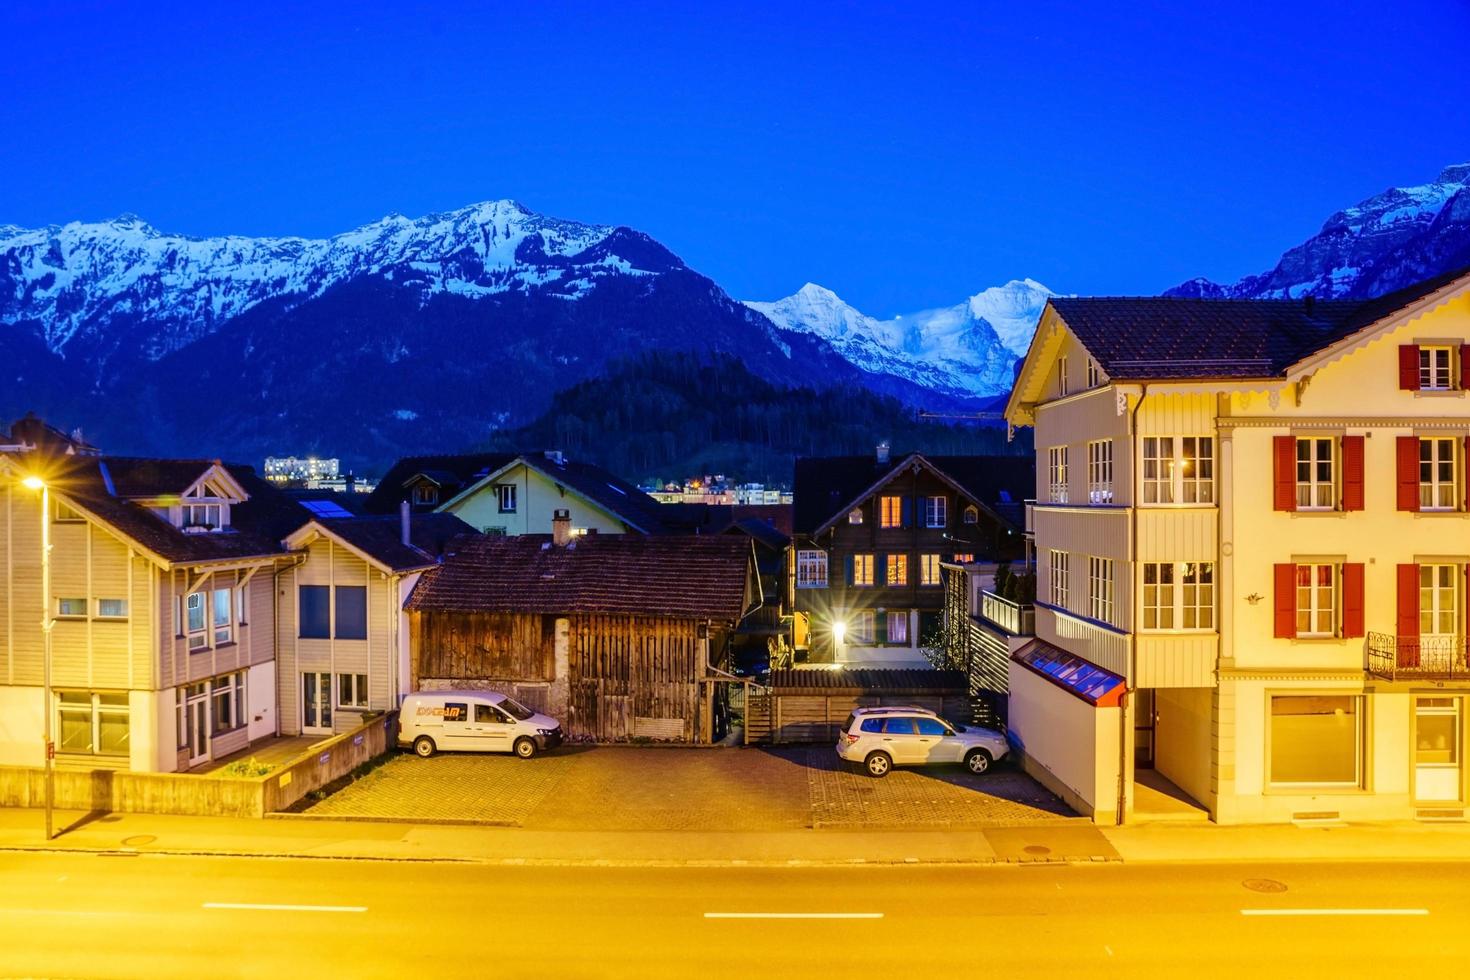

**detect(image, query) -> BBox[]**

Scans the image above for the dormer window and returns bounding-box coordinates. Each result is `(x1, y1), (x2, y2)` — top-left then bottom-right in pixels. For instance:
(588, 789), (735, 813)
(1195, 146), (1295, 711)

(412, 483), (439, 506)
(184, 503), (222, 531)
(174, 475), (241, 532)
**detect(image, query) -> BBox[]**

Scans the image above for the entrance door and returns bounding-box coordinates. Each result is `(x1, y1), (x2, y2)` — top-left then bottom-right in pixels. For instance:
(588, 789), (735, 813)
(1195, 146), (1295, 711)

(1134, 689), (1156, 769)
(186, 684), (210, 767)
(302, 672), (332, 733)
(1415, 697), (1462, 803)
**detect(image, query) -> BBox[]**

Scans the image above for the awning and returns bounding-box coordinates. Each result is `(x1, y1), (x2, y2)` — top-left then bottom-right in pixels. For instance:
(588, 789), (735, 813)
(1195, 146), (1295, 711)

(1011, 639), (1125, 707)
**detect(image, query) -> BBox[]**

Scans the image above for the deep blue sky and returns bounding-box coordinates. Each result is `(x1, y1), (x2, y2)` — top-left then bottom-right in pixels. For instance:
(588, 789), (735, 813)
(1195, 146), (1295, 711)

(3, 2), (1468, 314)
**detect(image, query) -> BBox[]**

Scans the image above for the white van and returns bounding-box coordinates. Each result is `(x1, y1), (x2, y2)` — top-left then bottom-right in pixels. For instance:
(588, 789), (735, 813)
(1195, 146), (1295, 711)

(398, 691), (563, 759)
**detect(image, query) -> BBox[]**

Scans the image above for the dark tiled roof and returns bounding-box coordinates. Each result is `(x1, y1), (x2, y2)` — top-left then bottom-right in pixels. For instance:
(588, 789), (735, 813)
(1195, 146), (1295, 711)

(1050, 263), (1470, 381)
(768, 668), (966, 693)
(28, 455), (308, 565)
(362, 453), (516, 513)
(792, 453), (1033, 535)
(405, 533), (753, 621)
(102, 457), (222, 497)
(724, 517), (790, 553)
(312, 513), (476, 572)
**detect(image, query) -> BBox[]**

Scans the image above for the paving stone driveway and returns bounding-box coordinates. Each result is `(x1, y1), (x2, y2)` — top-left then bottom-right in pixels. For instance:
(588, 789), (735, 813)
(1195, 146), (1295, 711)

(306, 744), (1074, 830)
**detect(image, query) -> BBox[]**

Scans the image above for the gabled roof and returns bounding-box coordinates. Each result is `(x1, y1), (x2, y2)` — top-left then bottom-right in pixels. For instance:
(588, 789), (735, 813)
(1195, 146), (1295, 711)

(3, 454), (309, 567)
(792, 453), (1033, 536)
(362, 453), (516, 513)
(1009, 264), (1470, 419)
(285, 513), (475, 573)
(439, 453), (677, 534)
(405, 533), (757, 621)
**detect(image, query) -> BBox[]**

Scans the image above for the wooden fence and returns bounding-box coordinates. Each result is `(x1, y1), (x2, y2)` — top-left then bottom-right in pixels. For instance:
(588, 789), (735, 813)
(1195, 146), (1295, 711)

(0, 713), (391, 818)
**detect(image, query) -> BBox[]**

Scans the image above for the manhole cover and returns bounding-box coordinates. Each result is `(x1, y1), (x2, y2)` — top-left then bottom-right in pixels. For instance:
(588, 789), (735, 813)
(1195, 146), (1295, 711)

(1242, 878), (1288, 893)
(1022, 845), (1052, 856)
(120, 834), (157, 847)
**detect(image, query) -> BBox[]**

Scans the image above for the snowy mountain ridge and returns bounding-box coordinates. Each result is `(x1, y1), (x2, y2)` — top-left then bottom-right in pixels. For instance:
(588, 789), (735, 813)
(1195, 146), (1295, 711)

(746, 278), (1053, 399)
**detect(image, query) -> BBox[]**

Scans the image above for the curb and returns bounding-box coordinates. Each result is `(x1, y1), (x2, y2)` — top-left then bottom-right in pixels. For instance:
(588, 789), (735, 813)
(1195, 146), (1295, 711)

(263, 812), (519, 827)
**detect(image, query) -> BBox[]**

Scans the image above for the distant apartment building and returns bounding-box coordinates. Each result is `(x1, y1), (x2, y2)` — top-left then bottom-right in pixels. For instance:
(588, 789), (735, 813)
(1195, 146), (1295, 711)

(1005, 266), (1470, 825)
(264, 456), (341, 483)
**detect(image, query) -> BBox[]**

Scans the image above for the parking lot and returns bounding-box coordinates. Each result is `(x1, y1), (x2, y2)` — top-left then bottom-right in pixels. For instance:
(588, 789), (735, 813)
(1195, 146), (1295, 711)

(304, 744), (1076, 830)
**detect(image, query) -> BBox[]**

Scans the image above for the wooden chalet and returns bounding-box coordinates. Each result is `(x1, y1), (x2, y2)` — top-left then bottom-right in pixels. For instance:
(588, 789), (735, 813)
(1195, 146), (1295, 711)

(404, 515), (761, 742)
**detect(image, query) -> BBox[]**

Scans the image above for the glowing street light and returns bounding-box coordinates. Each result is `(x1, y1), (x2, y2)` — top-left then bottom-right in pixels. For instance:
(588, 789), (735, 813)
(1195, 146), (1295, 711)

(832, 620), (847, 646)
(22, 475), (55, 841)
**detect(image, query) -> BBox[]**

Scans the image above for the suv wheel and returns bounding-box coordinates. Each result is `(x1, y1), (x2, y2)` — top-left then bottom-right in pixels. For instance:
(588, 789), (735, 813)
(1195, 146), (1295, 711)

(965, 749), (992, 775)
(865, 752), (892, 778)
(413, 736), (436, 758)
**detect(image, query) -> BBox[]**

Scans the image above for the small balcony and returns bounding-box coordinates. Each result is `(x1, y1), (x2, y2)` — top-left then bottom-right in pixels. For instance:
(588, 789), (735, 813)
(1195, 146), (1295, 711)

(1366, 632), (1470, 682)
(980, 589), (1035, 637)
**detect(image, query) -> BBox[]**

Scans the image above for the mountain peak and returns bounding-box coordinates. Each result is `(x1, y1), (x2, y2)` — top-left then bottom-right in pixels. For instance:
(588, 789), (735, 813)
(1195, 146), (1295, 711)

(1437, 163), (1470, 185)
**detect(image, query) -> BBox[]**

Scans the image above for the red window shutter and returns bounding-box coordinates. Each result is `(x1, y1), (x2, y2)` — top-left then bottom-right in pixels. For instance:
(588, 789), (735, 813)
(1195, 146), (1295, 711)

(1341, 563), (1365, 638)
(1340, 435), (1364, 511)
(1272, 436), (1296, 512)
(1273, 563), (1297, 638)
(1397, 563), (1420, 668)
(1461, 345), (1470, 391)
(1400, 344), (1421, 390)
(1396, 436), (1420, 512)
(1465, 436), (1470, 512)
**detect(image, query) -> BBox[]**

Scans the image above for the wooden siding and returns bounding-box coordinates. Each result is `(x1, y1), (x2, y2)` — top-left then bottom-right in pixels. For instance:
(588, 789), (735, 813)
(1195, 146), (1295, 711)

(1135, 508), (1217, 562)
(1133, 632), (1218, 688)
(416, 612), (555, 683)
(568, 614), (701, 742)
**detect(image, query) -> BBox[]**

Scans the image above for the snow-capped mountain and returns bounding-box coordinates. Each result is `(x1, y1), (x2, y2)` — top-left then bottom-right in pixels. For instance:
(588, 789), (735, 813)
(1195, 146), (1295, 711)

(0, 202), (982, 466)
(1167, 163), (1470, 300)
(746, 278), (1052, 399)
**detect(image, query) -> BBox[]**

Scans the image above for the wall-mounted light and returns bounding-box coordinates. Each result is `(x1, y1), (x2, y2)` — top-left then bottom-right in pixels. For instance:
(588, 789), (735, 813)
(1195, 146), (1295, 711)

(832, 621), (847, 645)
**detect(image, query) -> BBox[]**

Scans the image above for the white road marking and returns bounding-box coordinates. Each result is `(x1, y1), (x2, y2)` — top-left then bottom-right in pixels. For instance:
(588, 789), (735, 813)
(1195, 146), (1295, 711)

(704, 912), (883, 920)
(204, 902), (368, 913)
(1240, 908), (1428, 917)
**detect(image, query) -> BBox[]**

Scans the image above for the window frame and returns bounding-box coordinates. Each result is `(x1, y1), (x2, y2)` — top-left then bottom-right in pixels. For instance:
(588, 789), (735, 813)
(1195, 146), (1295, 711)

(185, 591), (209, 650)
(884, 553), (909, 587)
(1088, 557), (1114, 624)
(1295, 437), (1336, 511)
(333, 585), (368, 640)
(886, 611), (910, 645)
(411, 483), (439, 506)
(495, 483), (518, 514)
(1086, 357), (1101, 388)
(53, 499), (85, 523)
(795, 550), (828, 589)
(879, 496), (903, 529)
(1419, 437), (1458, 512)
(55, 690), (130, 758)
(1049, 550), (1069, 608)
(56, 597), (87, 619)
(1268, 694), (1363, 789)
(849, 610), (876, 644)
(1087, 439), (1114, 504)
(847, 508), (864, 525)
(96, 598), (128, 620)
(923, 495), (947, 528)
(212, 587), (233, 646)
(1294, 562), (1337, 638)
(1057, 355), (1069, 398)
(919, 553), (942, 587)
(851, 553), (875, 588)
(1048, 447), (1069, 504)
(211, 671), (246, 735)
(1420, 345), (1454, 391)
(298, 584), (332, 640)
(1420, 563), (1459, 638)
(1140, 561), (1215, 632)
(336, 672), (369, 710)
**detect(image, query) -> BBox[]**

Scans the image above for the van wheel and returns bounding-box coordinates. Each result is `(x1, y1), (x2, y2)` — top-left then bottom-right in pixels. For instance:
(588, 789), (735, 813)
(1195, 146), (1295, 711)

(865, 752), (891, 777)
(965, 749), (992, 775)
(413, 736), (436, 758)
(514, 737), (538, 759)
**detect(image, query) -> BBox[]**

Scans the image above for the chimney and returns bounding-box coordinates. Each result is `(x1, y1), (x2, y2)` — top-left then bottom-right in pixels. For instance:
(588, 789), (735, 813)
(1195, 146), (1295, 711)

(552, 508), (572, 547)
(400, 500), (411, 547)
(876, 441), (890, 465)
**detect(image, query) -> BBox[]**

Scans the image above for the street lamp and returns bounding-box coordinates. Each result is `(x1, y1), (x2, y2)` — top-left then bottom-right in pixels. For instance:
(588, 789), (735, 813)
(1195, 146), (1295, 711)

(22, 475), (54, 841)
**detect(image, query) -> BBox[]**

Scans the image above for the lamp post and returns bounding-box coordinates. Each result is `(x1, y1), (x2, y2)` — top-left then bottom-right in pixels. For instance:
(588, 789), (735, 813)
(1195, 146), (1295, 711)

(22, 476), (54, 841)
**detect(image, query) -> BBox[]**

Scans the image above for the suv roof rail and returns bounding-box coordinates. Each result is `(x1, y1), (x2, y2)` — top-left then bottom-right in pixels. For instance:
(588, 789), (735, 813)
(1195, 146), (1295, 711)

(852, 704), (938, 715)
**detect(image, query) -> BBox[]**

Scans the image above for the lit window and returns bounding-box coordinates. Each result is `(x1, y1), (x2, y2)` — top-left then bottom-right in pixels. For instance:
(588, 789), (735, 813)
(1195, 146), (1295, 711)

(923, 496), (947, 528)
(852, 554), (875, 587)
(885, 554), (909, 586)
(1142, 437), (1175, 504)
(1270, 695), (1361, 787)
(212, 589), (232, 645)
(1421, 346), (1453, 390)
(879, 496), (904, 528)
(183, 503), (223, 531)
(1296, 438), (1336, 510)
(920, 554), (942, 586)
(951, 552), (975, 564)
(1087, 440), (1113, 504)
(1420, 438), (1457, 511)
(962, 505), (978, 525)
(886, 612), (909, 644)
(185, 591), (208, 649)
(1420, 564), (1458, 637)
(56, 691), (129, 757)
(1048, 447), (1068, 503)
(1142, 562), (1175, 630)
(796, 550), (828, 589)
(1142, 561), (1215, 630)
(848, 508), (863, 524)
(1294, 563), (1335, 637)
(850, 610), (875, 644)
(1180, 437), (1214, 504)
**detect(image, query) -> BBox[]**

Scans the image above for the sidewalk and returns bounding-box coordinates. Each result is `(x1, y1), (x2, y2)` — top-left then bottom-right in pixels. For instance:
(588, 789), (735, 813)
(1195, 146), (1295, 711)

(5, 806), (1470, 867)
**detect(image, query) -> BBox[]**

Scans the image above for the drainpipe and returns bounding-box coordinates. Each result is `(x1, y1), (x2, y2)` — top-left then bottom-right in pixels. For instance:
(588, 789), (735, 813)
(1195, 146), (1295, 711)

(271, 553), (307, 737)
(1118, 383), (1148, 826)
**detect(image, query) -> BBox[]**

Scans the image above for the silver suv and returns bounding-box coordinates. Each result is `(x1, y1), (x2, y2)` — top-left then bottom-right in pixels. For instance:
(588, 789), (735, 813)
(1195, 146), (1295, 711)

(836, 706), (1009, 778)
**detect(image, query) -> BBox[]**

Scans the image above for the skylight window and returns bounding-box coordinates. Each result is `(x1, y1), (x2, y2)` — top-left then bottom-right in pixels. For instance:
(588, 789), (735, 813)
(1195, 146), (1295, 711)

(302, 499), (353, 519)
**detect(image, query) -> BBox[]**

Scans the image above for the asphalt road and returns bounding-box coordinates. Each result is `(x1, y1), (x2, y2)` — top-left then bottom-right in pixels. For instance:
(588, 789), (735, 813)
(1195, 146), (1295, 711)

(0, 852), (1464, 978)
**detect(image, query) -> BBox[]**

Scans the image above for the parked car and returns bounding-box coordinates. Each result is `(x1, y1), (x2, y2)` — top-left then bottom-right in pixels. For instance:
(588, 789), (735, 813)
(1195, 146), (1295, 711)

(398, 691), (563, 759)
(836, 706), (1008, 777)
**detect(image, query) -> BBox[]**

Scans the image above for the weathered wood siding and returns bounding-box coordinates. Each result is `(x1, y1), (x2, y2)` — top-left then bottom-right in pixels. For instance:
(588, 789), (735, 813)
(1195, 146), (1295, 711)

(568, 614), (701, 741)
(415, 612), (555, 684)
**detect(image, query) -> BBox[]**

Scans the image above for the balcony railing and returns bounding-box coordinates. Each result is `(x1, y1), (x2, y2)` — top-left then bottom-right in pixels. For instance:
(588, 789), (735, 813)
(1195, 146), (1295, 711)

(1023, 499), (1035, 536)
(980, 589), (1035, 637)
(1366, 631), (1470, 682)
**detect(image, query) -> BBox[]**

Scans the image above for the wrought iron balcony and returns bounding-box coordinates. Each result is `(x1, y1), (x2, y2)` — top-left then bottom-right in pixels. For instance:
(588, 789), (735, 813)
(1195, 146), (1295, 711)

(1366, 631), (1470, 682)
(980, 589), (1035, 637)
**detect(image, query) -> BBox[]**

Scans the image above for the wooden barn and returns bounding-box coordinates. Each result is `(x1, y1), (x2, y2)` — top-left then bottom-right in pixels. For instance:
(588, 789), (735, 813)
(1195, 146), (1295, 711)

(404, 516), (760, 743)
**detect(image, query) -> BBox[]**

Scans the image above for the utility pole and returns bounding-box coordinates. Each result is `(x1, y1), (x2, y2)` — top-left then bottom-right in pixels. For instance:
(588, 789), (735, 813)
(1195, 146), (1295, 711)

(22, 476), (54, 840)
